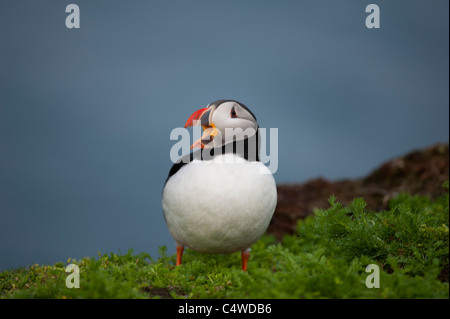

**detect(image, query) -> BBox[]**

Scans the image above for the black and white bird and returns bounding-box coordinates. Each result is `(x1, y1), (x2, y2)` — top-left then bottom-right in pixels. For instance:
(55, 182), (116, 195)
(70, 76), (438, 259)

(162, 100), (277, 271)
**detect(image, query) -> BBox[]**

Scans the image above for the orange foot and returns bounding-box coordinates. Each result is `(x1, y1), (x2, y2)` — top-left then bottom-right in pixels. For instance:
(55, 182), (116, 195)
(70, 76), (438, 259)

(176, 244), (184, 266)
(241, 249), (250, 272)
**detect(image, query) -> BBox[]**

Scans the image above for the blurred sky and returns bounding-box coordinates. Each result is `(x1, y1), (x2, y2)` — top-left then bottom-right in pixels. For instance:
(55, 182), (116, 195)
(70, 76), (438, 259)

(0, 1), (448, 270)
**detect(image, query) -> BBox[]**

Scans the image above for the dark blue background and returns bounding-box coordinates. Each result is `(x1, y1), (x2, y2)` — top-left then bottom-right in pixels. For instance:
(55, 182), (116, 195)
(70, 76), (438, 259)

(1, 1), (448, 270)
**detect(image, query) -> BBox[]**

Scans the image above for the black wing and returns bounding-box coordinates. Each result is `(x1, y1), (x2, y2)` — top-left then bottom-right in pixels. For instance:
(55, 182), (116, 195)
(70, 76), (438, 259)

(164, 149), (201, 186)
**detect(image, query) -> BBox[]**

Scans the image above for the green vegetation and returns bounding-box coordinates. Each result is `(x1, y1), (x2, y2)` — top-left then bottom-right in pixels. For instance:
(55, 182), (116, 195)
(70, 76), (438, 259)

(1, 185), (448, 299)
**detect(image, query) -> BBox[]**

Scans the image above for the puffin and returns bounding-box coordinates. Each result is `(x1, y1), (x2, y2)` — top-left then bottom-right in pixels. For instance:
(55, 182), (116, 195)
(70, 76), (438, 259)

(162, 100), (277, 271)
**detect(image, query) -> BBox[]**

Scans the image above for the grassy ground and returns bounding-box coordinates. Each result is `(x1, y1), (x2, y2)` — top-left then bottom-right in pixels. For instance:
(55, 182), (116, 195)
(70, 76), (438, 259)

(1, 185), (448, 299)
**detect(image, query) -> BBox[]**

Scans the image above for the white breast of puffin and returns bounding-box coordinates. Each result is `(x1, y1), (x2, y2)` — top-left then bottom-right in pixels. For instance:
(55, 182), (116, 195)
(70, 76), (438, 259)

(162, 154), (277, 254)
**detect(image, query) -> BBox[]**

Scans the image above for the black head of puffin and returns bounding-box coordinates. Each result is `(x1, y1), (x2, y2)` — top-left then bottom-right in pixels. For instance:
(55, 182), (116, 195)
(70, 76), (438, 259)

(185, 100), (259, 150)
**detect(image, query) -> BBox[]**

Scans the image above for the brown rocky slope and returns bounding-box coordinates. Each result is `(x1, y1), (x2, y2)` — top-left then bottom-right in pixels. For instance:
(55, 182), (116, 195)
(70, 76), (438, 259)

(268, 143), (449, 239)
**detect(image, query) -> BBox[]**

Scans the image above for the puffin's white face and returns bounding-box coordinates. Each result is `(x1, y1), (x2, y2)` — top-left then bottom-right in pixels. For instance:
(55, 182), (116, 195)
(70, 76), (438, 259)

(185, 100), (258, 149)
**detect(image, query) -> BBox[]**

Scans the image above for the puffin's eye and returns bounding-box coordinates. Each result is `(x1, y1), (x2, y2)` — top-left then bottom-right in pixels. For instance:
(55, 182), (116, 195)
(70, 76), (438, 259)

(230, 107), (237, 118)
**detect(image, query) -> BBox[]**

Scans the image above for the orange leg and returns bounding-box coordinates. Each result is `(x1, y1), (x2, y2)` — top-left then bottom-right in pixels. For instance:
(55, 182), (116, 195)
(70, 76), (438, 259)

(176, 244), (184, 266)
(241, 249), (250, 272)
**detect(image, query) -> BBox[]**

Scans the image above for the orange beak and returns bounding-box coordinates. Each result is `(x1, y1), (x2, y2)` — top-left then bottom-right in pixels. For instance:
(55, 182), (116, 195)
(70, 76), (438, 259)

(184, 107), (218, 149)
(184, 108), (209, 128)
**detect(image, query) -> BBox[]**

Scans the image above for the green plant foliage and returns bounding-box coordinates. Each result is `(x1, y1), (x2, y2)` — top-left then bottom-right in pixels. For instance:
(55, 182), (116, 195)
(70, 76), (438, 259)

(1, 189), (448, 299)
